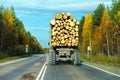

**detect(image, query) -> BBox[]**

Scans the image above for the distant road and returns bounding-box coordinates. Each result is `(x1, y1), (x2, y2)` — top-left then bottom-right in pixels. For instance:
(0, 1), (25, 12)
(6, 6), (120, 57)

(0, 54), (46, 80)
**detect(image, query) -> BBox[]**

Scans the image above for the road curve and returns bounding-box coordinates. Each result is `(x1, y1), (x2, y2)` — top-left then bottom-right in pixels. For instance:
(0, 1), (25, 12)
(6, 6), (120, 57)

(0, 54), (46, 80)
(43, 61), (120, 80)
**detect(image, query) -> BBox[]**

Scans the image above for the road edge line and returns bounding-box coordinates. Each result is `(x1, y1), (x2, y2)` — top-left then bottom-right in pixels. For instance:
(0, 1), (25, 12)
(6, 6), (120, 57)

(41, 66), (47, 80)
(36, 54), (48, 80)
(83, 63), (120, 77)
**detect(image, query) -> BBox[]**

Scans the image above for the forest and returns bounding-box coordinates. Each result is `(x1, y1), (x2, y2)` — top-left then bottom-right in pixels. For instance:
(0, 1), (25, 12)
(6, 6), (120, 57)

(0, 6), (44, 59)
(79, 0), (120, 64)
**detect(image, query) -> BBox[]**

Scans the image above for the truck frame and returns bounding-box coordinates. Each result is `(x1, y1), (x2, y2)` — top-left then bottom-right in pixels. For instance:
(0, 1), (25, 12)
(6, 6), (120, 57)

(49, 47), (81, 65)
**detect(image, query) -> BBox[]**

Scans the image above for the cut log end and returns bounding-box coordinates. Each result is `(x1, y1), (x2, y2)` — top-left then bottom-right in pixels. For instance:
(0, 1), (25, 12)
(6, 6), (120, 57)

(56, 13), (62, 20)
(50, 12), (79, 47)
(50, 19), (56, 26)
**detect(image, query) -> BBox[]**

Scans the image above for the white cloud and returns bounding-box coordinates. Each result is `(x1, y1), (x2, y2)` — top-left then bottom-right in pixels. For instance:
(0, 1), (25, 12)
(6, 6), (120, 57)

(25, 27), (49, 31)
(1, 0), (112, 11)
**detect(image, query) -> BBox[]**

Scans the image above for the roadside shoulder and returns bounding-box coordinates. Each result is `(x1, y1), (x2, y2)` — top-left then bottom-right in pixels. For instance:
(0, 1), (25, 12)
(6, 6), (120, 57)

(0, 58), (27, 66)
(83, 61), (120, 76)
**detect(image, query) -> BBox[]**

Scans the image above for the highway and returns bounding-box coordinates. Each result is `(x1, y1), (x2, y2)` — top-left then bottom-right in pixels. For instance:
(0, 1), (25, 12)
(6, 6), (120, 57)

(0, 54), (120, 80)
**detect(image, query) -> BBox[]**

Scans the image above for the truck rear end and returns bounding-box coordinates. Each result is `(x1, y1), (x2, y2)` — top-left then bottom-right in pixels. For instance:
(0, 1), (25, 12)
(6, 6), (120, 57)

(49, 13), (81, 65)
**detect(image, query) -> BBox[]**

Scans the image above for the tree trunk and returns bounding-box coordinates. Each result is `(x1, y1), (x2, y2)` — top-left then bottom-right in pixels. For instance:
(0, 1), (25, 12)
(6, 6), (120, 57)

(106, 29), (110, 57)
(111, 38), (114, 55)
(117, 40), (120, 55)
(0, 30), (4, 51)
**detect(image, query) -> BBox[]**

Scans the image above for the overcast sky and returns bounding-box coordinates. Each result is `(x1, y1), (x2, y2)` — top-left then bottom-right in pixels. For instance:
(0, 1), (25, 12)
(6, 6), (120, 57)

(0, 0), (112, 48)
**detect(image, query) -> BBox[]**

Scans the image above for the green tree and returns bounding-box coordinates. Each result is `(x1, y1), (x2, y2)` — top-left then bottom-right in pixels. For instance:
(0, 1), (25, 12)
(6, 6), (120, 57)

(79, 16), (85, 51)
(93, 3), (105, 26)
(110, 0), (120, 19)
(0, 5), (5, 51)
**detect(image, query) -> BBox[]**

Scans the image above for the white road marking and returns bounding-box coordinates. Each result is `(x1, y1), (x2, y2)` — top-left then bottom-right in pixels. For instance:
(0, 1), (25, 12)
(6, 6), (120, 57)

(41, 66), (48, 80)
(36, 54), (48, 80)
(83, 63), (120, 77)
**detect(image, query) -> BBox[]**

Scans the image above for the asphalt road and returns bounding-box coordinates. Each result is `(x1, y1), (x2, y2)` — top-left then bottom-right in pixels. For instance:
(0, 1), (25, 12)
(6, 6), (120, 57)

(0, 54), (120, 80)
(43, 61), (120, 80)
(0, 54), (46, 80)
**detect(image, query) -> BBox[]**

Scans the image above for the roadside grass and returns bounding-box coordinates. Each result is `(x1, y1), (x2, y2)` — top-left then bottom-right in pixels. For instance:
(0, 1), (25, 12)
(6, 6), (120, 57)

(81, 53), (120, 68)
(0, 56), (21, 63)
(0, 54), (34, 63)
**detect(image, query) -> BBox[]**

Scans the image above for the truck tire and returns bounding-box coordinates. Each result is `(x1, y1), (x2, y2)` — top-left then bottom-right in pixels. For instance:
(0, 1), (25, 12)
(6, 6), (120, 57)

(74, 52), (81, 66)
(50, 51), (56, 65)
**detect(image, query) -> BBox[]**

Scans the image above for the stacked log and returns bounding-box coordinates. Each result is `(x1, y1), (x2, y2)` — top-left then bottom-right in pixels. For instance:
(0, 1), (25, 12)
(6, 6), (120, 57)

(50, 13), (79, 47)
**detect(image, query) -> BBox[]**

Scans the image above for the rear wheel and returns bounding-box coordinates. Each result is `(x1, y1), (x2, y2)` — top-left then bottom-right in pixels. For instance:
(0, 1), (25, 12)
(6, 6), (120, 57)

(74, 52), (81, 66)
(50, 50), (56, 65)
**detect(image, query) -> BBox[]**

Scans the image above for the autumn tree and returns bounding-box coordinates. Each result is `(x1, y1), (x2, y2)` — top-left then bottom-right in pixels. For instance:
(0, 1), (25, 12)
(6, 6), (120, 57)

(113, 11), (120, 55)
(82, 13), (93, 53)
(80, 0), (120, 61)
(4, 9), (14, 28)
(97, 8), (111, 56)
(0, 6), (44, 58)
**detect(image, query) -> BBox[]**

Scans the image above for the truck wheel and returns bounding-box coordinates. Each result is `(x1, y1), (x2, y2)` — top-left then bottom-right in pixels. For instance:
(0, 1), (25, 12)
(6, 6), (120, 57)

(74, 52), (81, 66)
(50, 51), (56, 65)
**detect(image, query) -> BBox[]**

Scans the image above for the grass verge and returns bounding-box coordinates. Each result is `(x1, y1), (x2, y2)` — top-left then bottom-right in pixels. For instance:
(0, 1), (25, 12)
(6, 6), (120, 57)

(81, 53), (120, 68)
(0, 54), (34, 63)
(0, 56), (21, 63)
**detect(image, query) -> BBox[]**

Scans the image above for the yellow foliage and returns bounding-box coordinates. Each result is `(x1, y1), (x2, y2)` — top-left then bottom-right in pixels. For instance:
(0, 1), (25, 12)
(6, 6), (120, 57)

(82, 13), (92, 52)
(100, 8), (111, 38)
(92, 27), (101, 49)
(4, 9), (14, 27)
(92, 8), (111, 53)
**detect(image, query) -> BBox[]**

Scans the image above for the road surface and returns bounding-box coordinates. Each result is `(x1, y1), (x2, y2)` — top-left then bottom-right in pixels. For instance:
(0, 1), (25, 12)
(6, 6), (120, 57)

(43, 61), (120, 80)
(0, 54), (120, 80)
(0, 54), (46, 80)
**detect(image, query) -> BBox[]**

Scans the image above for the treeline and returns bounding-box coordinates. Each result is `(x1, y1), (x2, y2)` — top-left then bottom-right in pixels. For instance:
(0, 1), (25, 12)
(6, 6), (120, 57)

(0, 6), (44, 58)
(79, 0), (120, 57)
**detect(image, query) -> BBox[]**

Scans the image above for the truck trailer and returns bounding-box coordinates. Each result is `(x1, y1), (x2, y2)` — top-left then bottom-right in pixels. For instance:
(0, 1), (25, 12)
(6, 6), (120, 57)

(49, 13), (81, 65)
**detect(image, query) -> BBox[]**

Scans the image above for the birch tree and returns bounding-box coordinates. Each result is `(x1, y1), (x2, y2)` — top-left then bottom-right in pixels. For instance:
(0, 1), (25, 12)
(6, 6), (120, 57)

(82, 13), (93, 53)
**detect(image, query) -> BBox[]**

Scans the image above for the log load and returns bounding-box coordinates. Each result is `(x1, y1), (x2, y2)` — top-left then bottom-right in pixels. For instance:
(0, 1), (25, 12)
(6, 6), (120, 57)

(50, 13), (79, 47)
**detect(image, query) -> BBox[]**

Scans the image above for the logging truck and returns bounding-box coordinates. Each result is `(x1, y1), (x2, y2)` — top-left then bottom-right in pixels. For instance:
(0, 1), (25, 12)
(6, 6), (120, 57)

(49, 13), (81, 65)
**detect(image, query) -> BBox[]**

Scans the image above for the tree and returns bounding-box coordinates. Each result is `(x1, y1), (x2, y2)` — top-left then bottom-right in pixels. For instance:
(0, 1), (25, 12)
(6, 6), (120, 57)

(4, 9), (14, 28)
(0, 5), (44, 58)
(99, 8), (111, 56)
(0, 5), (5, 51)
(82, 13), (93, 53)
(113, 11), (120, 55)
(93, 3), (105, 27)
(92, 27), (101, 53)
(79, 16), (85, 51)
(110, 0), (120, 19)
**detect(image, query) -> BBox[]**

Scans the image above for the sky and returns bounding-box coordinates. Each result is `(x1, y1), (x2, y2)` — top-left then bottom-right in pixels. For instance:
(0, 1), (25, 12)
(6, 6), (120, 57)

(0, 0), (112, 48)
